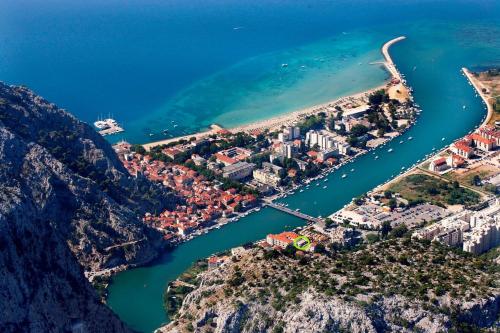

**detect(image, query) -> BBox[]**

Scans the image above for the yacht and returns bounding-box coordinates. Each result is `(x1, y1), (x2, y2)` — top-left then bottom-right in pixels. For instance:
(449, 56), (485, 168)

(323, 185), (327, 189)
(408, 136), (413, 140)
(388, 148), (393, 153)
(375, 156), (379, 159)
(342, 174), (347, 179)
(350, 168), (355, 172)
(281, 63), (288, 68)
(399, 140), (404, 144)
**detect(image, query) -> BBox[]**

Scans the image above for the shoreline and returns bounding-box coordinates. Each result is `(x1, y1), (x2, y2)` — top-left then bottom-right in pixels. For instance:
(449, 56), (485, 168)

(462, 67), (494, 126)
(365, 67), (493, 201)
(99, 36), (410, 280)
(142, 36), (407, 151)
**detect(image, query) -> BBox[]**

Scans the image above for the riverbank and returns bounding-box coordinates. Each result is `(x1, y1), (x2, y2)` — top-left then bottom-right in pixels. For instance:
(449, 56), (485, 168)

(462, 67), (494, 126)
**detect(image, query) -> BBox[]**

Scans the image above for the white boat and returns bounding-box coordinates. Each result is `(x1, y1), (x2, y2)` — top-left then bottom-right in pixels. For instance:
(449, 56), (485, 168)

(295, 208), (300, 212)
(173, 124), (178, 128)
(388, 148), (393, 153)
(441, 137), (445, 141)
(316, 183), (320, 186)
(323, 178), (328, 182)
(299, 189), (304, 192)
(342, 174), (347, 178)
(375, 156), (379, 159)
(281, 63), (288, 68)
(350, 168), (355, 172)
(408, 136), (413, 140)
(323, 185), (327, 189)
(399, 140), (404, 144)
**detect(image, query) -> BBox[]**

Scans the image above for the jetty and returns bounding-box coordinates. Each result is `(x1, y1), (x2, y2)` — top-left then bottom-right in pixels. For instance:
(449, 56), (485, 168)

(264, 201), (322, 223)
(381, 36), (406, 80)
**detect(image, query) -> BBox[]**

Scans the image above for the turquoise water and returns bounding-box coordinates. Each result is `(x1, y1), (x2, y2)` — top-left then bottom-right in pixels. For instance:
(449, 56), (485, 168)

(0, 1), (497, 143)
(1, 1), (499, 332)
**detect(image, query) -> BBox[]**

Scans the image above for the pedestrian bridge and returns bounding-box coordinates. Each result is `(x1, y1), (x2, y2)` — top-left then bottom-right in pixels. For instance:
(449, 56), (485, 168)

(264, 201), (322, 224)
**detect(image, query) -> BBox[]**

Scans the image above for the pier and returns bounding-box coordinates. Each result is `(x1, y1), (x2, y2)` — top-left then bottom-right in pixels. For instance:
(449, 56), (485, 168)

(264, 201), (322, 223)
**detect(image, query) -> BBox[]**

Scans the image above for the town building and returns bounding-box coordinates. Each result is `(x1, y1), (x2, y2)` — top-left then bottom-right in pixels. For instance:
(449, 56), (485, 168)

(253, 167), (282, 187)
(414, 200), (500, 254)
(215, 147), (253, 166)
(222, 161), (255, 180)
(429, 157), (449, 172)
(266, 231), (299, 249)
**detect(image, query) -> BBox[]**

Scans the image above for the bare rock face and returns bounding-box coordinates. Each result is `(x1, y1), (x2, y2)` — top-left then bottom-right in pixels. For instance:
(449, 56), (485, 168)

(0, 83), (178, 332)
(160, 244), (500, 333)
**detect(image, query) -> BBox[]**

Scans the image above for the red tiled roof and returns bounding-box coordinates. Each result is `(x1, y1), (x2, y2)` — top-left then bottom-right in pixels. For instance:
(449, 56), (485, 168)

(268, 231), (299, 245)
(470, 133), (495, 145)
(432, 157), (446, 165)
(214, 153), (237, 165)
(454, 142), (473, 153)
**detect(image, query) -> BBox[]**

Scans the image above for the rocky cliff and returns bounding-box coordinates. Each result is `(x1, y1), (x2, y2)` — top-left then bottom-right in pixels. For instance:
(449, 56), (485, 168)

(0, 82), (177, 332)
(161, 239), (500, 333)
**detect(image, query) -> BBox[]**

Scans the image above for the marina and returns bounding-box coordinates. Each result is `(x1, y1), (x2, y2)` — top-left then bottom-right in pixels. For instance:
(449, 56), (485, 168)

(94, 118), (124, 136)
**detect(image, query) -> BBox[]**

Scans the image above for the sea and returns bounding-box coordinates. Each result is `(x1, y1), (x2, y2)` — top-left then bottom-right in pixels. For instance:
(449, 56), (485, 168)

(1, 1), (498, 332)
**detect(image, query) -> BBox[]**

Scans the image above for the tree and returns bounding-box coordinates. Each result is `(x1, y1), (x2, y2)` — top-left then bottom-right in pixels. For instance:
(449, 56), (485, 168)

(131, 144), (146, 155)
(366, 233), (380, 244)
(324, 218), (334, 229)
(390, 225), (409, 238)
(350, 124), (369, 137)
(471, 175), (481, 186)
(381, 221), (392, 239)
(314, 243), (326, 254)
(388, 198), (398, 210)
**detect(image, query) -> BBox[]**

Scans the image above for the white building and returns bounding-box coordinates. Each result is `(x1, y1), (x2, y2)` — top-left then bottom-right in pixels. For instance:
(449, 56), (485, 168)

(305, 130), (350, 155)
(222, 162), (255, 180)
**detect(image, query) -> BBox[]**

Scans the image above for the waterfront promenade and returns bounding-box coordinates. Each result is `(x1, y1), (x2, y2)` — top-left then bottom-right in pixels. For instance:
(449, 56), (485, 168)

(462, 67), (494, 126)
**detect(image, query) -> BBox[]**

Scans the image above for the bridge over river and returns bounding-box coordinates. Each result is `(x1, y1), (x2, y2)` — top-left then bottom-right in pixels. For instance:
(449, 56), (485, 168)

(264, 201), (323, 224)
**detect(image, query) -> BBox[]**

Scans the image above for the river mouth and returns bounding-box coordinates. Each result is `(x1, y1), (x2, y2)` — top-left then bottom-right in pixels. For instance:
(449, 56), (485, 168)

(106, 20), (499, 333)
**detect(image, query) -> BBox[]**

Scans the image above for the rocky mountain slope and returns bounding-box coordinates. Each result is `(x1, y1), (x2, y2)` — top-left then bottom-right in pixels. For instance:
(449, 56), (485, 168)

(0, 82), (178, 332)
(161, 238), (500, 333)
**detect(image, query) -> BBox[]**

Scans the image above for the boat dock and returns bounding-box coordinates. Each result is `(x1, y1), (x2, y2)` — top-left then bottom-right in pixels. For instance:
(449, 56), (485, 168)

(98, 124), (124, 136)
(264, 201), (322, 223)
(94, 118), (125, 136)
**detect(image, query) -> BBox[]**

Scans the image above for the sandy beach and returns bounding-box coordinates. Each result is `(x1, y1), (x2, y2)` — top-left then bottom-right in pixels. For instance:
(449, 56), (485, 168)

(142, 36), (407, 151)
